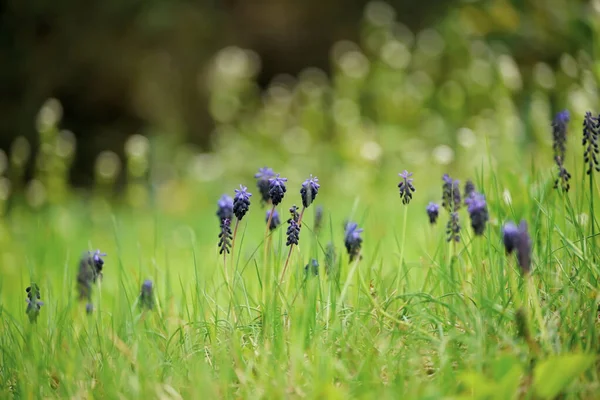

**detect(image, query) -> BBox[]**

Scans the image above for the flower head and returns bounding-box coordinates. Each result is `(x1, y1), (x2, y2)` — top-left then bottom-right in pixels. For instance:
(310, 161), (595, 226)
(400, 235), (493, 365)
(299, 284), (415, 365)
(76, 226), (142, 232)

(25, 284), (44, 323)
(502, 220), (532, 274)
(266, 209), (281, 231)
(464, 180), (475, 205)
(467, 193), (488, 235)
(300, 175), (320, 208)
(426, 202), (439, 224)
(446, 212), (460, 242)
(255, 167), (275, 205)
(233, 185), (252, 220)
(268, 174), (288, 206)
(218, 218), (233, 254)
(583, 112), (600, 175)
(90, 250), (106, 282)
(344, 222), (363, 262)
(314, 205), (324, 234)
(286, 205), (301, 246)
(502, 222), (519, 254)
(216, 194), (234, 220)
(442, 174), (461, 212)
(305, 259), (319, 276)
(551, 110), (571, 192)
(398, 170), (415, 205)
(139, 279), (154, 310)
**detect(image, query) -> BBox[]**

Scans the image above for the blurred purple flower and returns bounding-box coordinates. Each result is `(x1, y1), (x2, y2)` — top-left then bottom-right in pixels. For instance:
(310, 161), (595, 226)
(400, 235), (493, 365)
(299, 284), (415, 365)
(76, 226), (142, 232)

(216, 194), (234, 221)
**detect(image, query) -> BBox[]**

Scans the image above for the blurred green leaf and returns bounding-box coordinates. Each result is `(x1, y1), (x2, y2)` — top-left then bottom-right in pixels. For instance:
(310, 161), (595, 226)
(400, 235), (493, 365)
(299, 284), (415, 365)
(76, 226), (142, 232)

(533, 353), (595, 399)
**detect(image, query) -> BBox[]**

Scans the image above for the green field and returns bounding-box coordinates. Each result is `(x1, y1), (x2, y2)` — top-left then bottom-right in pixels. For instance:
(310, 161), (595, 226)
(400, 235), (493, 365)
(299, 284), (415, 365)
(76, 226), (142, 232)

(1, 3), (600, 398)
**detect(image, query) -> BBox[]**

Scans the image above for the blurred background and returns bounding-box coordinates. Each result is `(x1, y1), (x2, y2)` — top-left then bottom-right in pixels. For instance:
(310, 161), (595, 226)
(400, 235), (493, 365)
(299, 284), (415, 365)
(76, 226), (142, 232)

(0, 0), (598, 198)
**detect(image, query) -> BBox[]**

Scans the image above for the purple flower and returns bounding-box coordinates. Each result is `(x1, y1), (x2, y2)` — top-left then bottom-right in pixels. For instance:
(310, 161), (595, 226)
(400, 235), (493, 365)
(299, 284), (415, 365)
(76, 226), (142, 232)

(218, 218), (232, 254)
(266, 209), (281, 231)
(426, 202), (439, 224)
(286, 205), (301, 246)
(442, 174), (461, 212)
(268, 174), (288, 206)
(25, 284), (43, 323)
(503, 220), (531, 274)
(466, 193), (488, 235)
(464, 180), (475, 205)
(300, 175), (320, 208)
(255, 167), (275, 205)
(583, 112), (600, 175)
(305, 259), (319, 276)
(398, 170), (415, 205)
(552, 110), (571, 192)
(502, 222), (519, 254)
(216, 194), (234, 220)
(344, 222), (363, 262)
(139, 279), (154, 310)
(233, 185), (252, 220)
(314, 205), (324, 234)
(515, 221), (532, 274)
(446, 212), (460, 242)
(90, 250), (106, 282)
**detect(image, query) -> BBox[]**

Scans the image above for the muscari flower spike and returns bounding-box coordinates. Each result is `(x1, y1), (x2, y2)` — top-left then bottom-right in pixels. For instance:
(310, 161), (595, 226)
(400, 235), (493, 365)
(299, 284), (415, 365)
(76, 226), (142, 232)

(286, 205), (301, 246)
(255, 167), (275, 205)
(76, 249), (107, 304)
(464, 180), (475, 205)
(551, 110), (571, 192)
(139, 279), (154, 310)
(583, 112), (600, 175)
(301, 175), (320, 208)
(442, 174), (461, 212)
(344, 222), (363, 262)
(233, 185), (252, 220)
(25, 283), (44, 323)
(466, 193), (488, 236)
(314, 205), (323, 234)
(502, 220), (531, 274)
(218, 218), (233, 254)
(446, 212), (460, 243)
(268, 174), (288, 206)
(90, 250), (106, 282)
(305, 259), (319, 276)
(266, 209), (281, 231)
(426, 202), (439, 224)
(398, 170), (415, 205)
(216, 194), (234, 221)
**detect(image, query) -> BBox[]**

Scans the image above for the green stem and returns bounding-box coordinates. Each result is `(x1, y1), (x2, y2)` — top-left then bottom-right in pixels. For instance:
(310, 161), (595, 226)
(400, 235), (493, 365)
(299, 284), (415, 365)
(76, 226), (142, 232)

(397, 206), (408, 293)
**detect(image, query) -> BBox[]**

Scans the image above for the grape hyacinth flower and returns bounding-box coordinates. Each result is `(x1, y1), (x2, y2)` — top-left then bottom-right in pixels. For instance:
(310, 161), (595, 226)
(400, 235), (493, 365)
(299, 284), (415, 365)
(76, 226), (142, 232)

(216, 194), (234, 221)
(266, 209), (281, 231)
(218, 218), (232, 254)
(305, 259), (319, 276)
(426, 202), (439, 224)
(551, 110), (571, 192)
(446, 212), (460, 243)
(466, 193), (488, 235)
(268, 174), (288, 206)
(442, 174), (461, 212)
(286, 205), (301, 247)
(90, 250), (107, 283)
(25, 284), (44, 323)
(583, 112), (600, 175)
(139, 279), (154, 310)
(398, 170), (415, 205)
(255, 167), (275, 205)
(464, 180), (475, 205)
(300, 175), (320, 208)
(314, 205), (323, 234)
(233, 185), (252, 220)
(502, 220), (532, 274)
(502, 222), (519, 254)
(344, 222), (363, 262)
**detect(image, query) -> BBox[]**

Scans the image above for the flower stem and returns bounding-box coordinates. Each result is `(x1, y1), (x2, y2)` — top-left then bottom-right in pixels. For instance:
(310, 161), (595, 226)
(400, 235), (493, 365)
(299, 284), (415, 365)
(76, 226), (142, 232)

(397, 206), (408, 293)
(230, 218), (240, 280)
